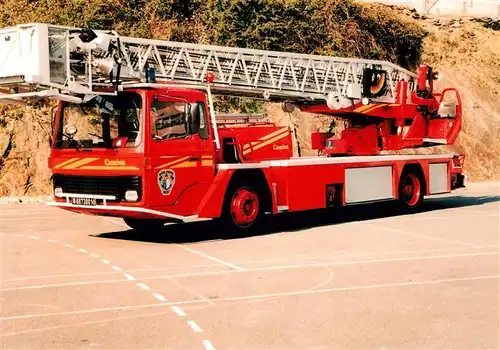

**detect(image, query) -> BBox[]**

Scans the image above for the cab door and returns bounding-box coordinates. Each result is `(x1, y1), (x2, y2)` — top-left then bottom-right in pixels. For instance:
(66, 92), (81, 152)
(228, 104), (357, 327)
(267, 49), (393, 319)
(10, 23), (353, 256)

(148, 94), (215, 210)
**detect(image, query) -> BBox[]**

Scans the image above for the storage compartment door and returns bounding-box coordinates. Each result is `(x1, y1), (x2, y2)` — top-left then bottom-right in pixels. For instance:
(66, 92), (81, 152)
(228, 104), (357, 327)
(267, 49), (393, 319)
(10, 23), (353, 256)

(345, 166), (394, 204)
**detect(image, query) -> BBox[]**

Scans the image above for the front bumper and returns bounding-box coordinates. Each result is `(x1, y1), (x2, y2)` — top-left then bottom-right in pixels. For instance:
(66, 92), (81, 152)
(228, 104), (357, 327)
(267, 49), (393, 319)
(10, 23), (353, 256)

(46, 197), (197, 222)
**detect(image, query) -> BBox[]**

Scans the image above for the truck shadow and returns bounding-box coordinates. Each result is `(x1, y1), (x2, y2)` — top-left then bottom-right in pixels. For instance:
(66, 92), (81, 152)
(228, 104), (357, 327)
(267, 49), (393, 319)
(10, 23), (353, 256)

(94, 194), (500, 244)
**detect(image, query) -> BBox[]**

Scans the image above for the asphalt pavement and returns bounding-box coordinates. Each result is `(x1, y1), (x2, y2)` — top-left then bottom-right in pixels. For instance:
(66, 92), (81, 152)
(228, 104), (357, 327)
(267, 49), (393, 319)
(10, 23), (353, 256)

(1, 182), (499, 349)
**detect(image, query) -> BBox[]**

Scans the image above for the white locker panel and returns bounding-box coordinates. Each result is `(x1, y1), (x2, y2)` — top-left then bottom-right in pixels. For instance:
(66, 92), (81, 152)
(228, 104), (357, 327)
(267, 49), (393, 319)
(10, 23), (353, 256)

(429, 163), (449, 194)
(345, 166), (393, 204)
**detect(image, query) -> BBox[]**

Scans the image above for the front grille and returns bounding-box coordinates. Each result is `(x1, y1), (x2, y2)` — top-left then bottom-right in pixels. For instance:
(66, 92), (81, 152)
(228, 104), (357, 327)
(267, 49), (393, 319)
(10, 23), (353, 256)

(52, 175), (142, 202)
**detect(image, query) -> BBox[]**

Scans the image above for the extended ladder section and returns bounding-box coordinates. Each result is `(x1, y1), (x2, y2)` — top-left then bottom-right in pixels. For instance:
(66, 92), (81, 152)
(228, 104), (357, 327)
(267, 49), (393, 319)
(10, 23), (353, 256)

(0, 23), (417, 105)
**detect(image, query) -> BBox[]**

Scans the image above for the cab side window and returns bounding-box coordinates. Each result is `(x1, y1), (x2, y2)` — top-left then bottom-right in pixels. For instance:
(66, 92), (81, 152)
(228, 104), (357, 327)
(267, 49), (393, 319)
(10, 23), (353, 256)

(151, 100), (189, 140)
(150, 98), (210, 141)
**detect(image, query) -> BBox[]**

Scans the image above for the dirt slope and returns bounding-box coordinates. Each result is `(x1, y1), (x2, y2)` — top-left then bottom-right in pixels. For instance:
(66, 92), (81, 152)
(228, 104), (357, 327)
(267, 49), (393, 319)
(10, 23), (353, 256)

(421, 17), (500, 180)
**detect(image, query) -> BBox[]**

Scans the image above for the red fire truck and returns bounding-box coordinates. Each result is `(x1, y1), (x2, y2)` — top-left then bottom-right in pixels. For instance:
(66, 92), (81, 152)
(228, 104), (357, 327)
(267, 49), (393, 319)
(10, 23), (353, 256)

(0, 23), (465, 233)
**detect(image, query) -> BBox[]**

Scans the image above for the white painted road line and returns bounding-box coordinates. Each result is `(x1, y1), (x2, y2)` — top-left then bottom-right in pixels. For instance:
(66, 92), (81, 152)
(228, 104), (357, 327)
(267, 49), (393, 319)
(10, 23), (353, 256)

(360, 222), (483, 248)
(249, 251), (500, 274)
(165, 275), (216, 306)
(0, 309), (190, 338)
(124, 274), (135, 281)
(47, 239), (58, 243)
(171, 306), (186, 317)
(1, 278), (129, 292)
(2, 245), (496, 283)
(175, 244), (246, 271)
(2, 275), (498, 321)
(64, 244), (73, 248)
(78, 248), (88, 253)
(153, 293), (166, 302)
(177, 274), (500, 307)
(203, 340), (216, 350)
(28, 236), (39, 240)
(0, 261), (224, 283)
(187, 320), (203, 332)
(102, 259), (110, 264)
(112, 266), (122, 272)
(136, 283), (150, 291)
(2, 251), (498, 292)
(237, 245), (500, 266)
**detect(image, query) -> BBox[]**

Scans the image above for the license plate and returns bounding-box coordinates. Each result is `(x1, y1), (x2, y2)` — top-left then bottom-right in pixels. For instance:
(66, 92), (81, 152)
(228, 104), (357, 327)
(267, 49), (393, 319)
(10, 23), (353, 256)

(71, 197), (97, 206)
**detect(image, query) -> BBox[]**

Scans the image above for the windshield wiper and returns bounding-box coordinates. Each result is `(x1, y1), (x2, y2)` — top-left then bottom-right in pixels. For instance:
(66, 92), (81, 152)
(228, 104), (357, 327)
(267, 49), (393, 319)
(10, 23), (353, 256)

(67, 139), (84, 151)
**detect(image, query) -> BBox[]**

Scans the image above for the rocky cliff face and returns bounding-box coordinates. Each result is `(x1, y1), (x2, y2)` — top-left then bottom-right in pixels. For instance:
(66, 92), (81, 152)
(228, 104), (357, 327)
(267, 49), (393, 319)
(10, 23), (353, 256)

(0, 104), (54, 196)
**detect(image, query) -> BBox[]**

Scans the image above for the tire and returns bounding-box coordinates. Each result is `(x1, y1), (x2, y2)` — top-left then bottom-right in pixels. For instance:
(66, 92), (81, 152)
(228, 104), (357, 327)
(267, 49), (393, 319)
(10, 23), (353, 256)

(220, 180), (265, 236)
(398, 170), (425, 211)
(123, 218), (165, 233)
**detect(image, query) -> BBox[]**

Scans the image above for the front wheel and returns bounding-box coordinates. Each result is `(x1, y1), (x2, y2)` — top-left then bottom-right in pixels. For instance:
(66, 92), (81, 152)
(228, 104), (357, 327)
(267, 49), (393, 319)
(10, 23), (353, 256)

(123, 218), (165, 233)
(398, 171), (425, 211)
(220, 183), (265, 235)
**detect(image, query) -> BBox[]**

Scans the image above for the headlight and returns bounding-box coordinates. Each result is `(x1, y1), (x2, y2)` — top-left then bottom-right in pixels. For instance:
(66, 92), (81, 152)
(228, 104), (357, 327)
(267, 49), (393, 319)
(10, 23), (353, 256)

(54, 187), (63, 198)
(125, 190), (139, 202)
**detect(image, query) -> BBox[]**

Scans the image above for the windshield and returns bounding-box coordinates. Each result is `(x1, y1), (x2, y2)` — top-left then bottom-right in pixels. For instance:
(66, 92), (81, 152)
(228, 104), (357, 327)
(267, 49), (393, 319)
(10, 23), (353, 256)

(54, 92), (142, 149)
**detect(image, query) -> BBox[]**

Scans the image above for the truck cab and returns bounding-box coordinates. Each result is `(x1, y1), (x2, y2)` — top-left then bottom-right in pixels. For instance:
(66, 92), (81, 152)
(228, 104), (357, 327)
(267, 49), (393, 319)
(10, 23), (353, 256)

(48, 87), (293, 231)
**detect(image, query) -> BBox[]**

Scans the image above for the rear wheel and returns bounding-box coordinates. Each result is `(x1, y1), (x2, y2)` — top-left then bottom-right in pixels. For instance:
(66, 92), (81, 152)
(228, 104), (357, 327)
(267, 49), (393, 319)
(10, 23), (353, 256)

(123, 218), (165, 233)
(398, 171), (425, 210)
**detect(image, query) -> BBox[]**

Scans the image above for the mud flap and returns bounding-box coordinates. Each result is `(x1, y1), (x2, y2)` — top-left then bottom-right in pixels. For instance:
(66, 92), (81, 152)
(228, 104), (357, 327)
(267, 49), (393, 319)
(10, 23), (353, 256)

(452, 173), (466, 189)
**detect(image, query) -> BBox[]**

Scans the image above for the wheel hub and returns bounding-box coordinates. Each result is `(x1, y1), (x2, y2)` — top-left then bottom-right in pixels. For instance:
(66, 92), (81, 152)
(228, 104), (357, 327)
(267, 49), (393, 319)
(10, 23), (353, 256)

(230, 188), (259, 228)
(403, 174), (421, 207)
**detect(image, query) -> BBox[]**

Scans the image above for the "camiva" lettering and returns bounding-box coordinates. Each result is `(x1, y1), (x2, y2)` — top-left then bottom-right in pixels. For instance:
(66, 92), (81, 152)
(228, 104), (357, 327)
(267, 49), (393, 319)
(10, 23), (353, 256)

(105, 159), (126, 166)
(273, 144), (290, 150)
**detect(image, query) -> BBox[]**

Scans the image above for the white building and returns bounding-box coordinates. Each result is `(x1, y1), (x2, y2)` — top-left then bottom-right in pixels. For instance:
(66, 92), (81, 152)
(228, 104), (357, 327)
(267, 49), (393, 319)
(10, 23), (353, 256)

(357, 0), (500, 18)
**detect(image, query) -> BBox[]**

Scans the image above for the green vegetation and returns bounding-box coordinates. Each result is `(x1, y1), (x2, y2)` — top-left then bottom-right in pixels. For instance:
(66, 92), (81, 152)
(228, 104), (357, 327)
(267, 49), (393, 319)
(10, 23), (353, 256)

(471, 17), (500, 31)
(1, 0), (427, 67)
